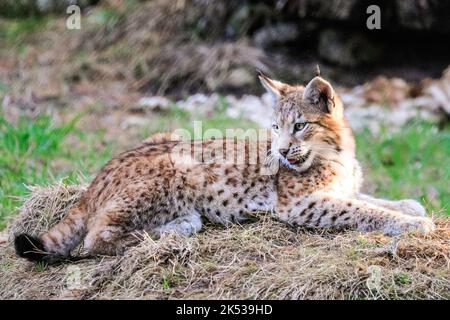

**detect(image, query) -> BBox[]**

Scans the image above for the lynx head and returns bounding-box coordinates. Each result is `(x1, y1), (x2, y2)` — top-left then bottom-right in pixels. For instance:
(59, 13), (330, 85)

(259, 71), (354, 172)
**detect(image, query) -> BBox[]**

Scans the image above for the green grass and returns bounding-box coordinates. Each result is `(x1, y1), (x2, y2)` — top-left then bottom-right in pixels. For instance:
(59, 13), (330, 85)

(0, 16), (50, 43)
(0, 111), (448, 230)
(356, 122), (450, 215)
(87, 7), (124, 31)
(0, 112), (112, 229)
(35, 261), (47, 273)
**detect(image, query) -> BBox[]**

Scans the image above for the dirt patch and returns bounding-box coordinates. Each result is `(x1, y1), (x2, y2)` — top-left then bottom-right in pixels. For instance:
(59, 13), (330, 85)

(0, 183), (449, 299)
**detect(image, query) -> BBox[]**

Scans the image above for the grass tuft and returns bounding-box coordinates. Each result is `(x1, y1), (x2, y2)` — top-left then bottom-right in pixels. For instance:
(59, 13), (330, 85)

(0, 183), (448, 299)
(0, 112), (110, 229)
(356, 121), (450, 215)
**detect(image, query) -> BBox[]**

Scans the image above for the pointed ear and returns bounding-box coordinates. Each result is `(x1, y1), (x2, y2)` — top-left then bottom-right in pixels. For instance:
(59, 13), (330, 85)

(257, 70), (292, 103)
(302, 76), (335, 113)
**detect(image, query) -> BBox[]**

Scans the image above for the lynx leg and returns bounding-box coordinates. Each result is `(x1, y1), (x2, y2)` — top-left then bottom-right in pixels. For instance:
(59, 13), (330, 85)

(83, 209), (137, 256)
(153, 211), (202, 238)
(277, 194), (434, 236)
(356, 193), (427, 217)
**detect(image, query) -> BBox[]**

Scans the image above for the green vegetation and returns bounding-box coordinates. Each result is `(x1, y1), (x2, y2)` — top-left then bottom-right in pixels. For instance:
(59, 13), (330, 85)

(87, 7), (123, 31)
(0, 16), (50, 43)
(356, 122), (450, 215)
(0, 112), (112, 229)
(35, 261), (47, 273)
(0, 111), (448, 230)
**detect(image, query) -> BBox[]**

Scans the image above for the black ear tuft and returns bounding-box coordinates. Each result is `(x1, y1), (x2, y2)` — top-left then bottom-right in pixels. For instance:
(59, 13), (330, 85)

(258, 70), (294, 102)
(14, 233), (47, 262)
(315, 64), (321, 77)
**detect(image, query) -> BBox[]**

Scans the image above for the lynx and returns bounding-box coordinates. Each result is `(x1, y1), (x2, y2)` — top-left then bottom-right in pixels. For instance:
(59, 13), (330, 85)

(15, 72), (434, 263)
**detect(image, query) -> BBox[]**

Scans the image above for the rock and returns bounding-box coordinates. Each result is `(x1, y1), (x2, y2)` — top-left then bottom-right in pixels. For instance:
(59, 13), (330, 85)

(318, 29), (382, 67)
(294, 0), (450, 33)
(135, 96), (170, 112)
(362, 76), (410, 106)
(173, 92), (274, 128)
(336, 71), (450, 134)
(225, 93), (273, 128)
(227, 3), (271, 37)
(120, 115), (149, 129)
(224, 68), (254, 88)
(296, 0), (359, 21)
(419, 66), (450, 116)
(0, 0), (95, 17)
(253, 23), (300, 48)
(396, 0), (450, 32)
(164, 65), (450, 136)
(176, 93), (221, 116)
(339, 85), (367, 109)
(227, 4), (251, 37)
(343, 103), (429, 134)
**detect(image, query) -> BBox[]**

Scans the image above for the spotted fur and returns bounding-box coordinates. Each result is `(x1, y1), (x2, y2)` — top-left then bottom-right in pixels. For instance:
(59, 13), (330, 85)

(14, 74), (434, 262)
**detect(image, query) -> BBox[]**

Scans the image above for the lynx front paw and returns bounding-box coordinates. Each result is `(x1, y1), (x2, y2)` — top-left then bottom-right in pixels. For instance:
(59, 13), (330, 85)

(154, 212), (203, 237)
(397, 199), (427, 217)
(404, 216), (435, 235)
(385, 216), (435, 236)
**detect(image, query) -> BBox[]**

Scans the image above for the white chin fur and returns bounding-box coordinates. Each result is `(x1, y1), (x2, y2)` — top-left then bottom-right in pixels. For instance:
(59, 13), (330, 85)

(277, 151), (315, 172)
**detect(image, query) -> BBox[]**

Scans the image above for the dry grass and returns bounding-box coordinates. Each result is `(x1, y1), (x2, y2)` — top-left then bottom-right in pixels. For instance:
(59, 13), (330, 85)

(2, 0), (279, 102)
(0, 182), (449, 300)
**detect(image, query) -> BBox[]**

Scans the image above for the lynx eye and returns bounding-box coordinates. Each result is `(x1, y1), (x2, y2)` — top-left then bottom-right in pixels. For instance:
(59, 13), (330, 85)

(272, 124), (279, 131)
(294, 122), (307, 132)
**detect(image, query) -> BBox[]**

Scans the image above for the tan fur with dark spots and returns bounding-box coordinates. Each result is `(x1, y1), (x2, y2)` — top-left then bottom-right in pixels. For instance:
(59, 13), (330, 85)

(15, 74), (435, 262)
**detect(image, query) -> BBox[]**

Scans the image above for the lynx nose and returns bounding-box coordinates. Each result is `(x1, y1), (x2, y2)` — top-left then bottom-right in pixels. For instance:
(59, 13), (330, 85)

(279, 148), (289, 157)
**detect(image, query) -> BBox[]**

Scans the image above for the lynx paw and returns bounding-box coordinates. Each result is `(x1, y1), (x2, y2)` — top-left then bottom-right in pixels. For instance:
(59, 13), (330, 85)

(397, 199), (427, 217)
(154, 212), (203, 237)
(405, 216), (435, 235)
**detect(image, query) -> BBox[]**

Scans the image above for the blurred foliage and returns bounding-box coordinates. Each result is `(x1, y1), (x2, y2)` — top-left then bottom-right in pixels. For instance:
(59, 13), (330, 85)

(0, 16), (50, 43)
(0, 0), (98, 18)
(356, 122), (450, 215)
(0, 0), (448, 229)
(0, 112), (111, 229)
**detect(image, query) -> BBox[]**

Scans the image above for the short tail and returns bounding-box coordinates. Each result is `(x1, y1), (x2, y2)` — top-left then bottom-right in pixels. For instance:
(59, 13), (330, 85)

(14, 203), (87, 263)
(14, 234), (47, 262)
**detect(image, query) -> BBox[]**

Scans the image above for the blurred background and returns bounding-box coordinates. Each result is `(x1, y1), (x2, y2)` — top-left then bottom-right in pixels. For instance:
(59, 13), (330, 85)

(0, 0), (449, 230)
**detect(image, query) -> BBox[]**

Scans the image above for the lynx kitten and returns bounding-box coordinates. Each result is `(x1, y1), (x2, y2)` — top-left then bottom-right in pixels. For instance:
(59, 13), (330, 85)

(15, 72), (434, 262)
